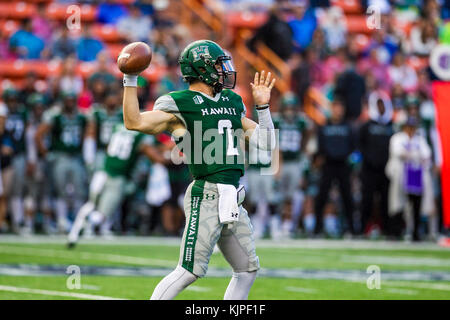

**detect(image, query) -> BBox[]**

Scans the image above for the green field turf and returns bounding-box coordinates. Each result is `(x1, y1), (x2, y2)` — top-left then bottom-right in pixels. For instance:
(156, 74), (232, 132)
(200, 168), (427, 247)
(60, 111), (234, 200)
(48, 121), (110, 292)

(0, 236), (449, 300)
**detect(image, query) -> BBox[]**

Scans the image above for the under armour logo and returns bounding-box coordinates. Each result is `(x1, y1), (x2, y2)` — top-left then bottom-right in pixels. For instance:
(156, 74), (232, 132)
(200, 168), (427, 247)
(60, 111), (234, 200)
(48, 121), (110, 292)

(221, 96), (229, 101)
(204, 194), (215, 200)
(231, 212), (238, 218)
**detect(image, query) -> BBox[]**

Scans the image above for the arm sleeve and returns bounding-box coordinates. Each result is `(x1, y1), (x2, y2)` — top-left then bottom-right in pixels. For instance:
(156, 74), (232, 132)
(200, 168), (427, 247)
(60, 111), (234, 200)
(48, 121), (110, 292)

(249, 107), (276, 151)
(153, 95), (186, 127)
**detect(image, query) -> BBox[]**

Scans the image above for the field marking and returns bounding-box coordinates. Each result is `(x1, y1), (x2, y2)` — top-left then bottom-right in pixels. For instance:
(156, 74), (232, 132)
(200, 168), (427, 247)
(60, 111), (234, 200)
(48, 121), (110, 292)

(81, 284), (101, 291)
(185, 286), (211, 292)
(285, 286), (318, 294)
(0, 235), (448, 252)
(341, 255), (450, 268)
(383, 281), (450, 292)
(385, 288), (418, 296)
(0, 285), (126, 300)
(0, 245), (177, 267)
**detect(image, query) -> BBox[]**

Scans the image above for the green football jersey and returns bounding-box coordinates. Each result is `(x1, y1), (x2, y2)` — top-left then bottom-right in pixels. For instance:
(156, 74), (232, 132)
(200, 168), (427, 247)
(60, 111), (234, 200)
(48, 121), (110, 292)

(154, 89), (246, 187)
(5, 106), (28, 154)
(273, 115), (308, 161)
(44, 109), (87, 154)
(89, 106), (123, 150)
(103, 124), (151, 177)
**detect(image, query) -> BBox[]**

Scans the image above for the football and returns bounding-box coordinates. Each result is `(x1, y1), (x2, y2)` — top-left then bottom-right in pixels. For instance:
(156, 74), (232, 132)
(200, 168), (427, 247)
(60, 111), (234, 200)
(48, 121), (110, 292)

(117, 42), (152, 75)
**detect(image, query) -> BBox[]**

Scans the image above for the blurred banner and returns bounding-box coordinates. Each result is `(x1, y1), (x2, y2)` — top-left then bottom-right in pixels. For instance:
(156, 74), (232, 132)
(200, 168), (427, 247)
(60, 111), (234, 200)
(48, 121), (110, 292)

(432, 81), (450, 228)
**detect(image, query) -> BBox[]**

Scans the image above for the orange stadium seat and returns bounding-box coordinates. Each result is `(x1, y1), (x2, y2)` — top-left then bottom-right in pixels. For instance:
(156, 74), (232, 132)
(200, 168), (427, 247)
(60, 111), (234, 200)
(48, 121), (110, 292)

(407, 56), (429, 71)
(0, 2), (36, 19)
(106, 43), (125, 60)
(345, 15), (373, 34)
(91, 24), (122, 43)
(0, 19), (19, 36)
(76, 61), (96, 79)
(0, 60), (63, 78)
(0, 60), (30, 77)
(28, 60), (62, 77)
(331, 0), (363, 14)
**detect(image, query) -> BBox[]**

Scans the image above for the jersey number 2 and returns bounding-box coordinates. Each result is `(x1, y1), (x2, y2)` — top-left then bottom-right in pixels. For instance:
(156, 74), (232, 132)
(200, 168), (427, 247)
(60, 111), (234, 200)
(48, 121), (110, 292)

(218, 119), (239, 156)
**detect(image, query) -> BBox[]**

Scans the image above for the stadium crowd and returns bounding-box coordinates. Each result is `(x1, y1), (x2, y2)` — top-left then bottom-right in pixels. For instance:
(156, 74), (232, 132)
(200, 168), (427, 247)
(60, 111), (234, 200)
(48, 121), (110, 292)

(0, 0), (447, 242)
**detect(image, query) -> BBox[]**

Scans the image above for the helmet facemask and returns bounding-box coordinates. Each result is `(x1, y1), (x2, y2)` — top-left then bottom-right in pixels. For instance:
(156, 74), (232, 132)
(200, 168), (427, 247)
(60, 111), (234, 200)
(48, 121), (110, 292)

(213, 55), (236, 93)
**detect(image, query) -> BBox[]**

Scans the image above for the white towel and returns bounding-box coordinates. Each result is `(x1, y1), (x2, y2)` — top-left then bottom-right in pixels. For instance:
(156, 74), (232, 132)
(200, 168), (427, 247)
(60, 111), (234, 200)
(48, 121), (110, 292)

(217, 183), (240, 224)
(146, 163), (171, 206)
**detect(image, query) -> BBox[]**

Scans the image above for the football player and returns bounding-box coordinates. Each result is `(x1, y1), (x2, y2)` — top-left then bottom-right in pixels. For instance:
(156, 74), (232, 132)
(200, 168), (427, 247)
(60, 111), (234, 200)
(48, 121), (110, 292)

(2, 88), (32, 233)
(274, 92), (311, 237)
(121, 40), (276, 300)
(35, 91), (88, 233)
(84, 90), (124, 174)
(67, 123), (165, 248)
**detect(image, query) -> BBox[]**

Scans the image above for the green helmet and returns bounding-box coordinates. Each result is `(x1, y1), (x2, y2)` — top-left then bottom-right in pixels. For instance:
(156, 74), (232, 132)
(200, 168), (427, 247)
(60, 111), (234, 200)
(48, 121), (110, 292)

(2, 88), (18, 101)
(27, 93), (46, 107)
(281, 92), (299, 109)
(178, 40), (236, 93)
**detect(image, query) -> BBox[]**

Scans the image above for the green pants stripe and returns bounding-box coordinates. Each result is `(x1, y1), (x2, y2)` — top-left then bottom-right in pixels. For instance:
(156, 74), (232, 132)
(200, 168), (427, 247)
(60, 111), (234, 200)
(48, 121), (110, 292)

(182, 180), (205, 272)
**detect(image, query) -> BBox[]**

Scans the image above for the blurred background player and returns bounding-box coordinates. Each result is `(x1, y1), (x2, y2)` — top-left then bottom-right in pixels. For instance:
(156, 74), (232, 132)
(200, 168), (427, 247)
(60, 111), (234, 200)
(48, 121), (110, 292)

(35, 92), (88, 233)
(246, 126), (278, 239)
(22, 93), (54, 234)
(2, 88), (32, 234)
(68, 123), (165, 248)
(84, 90), (124, 175)
(274, 92), (311, 238)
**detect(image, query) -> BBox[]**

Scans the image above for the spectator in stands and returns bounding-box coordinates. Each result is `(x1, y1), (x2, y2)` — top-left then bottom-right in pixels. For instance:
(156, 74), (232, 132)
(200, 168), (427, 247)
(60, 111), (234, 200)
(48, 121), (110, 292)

(76, 23), (104, 62)
(335, 53), (366, 121)
(58, 57), (84, 95)
(288, 2), (317, 52)
(117, 3), (152, 43)
(291, 51), (317, 105)
(97, 0), (129, 25)
(248, 1), (294, 61)
(385, 116), (433, 241)
(50, 27), (76, 60)
(388, 52), (418, 93)
(409, 19), (437, 56)
(315, 98), (356, 236)
(9, 19), (45, 60)
(321, 6), (347, 52)
(32, 3), (53, 44)
(364, 28), (399, 65)
(359, 91), (394, 236)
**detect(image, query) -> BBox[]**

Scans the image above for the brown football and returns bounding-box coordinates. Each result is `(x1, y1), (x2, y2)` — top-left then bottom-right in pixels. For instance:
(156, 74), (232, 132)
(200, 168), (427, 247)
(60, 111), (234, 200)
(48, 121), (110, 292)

(117, 42), (152, 74)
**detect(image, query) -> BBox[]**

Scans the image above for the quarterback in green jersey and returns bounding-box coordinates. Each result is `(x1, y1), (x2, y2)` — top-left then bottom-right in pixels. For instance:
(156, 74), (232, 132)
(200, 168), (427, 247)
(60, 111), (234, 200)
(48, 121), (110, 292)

(67, 123), (165, 248)
(122, 40), (276, 300)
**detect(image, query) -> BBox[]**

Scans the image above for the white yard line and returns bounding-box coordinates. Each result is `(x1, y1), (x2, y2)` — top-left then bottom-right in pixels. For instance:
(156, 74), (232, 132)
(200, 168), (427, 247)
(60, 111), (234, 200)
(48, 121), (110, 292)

(285, 286), (318, 294)
(341, 255), (450, 267)
(0, 245), (177, 267)
(385, 288), (418, 296)
(185, 286), (211, 292)
(383, 281), (450, 292)
(0, 285), (126, 300)
(0, 235), (448, 252)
